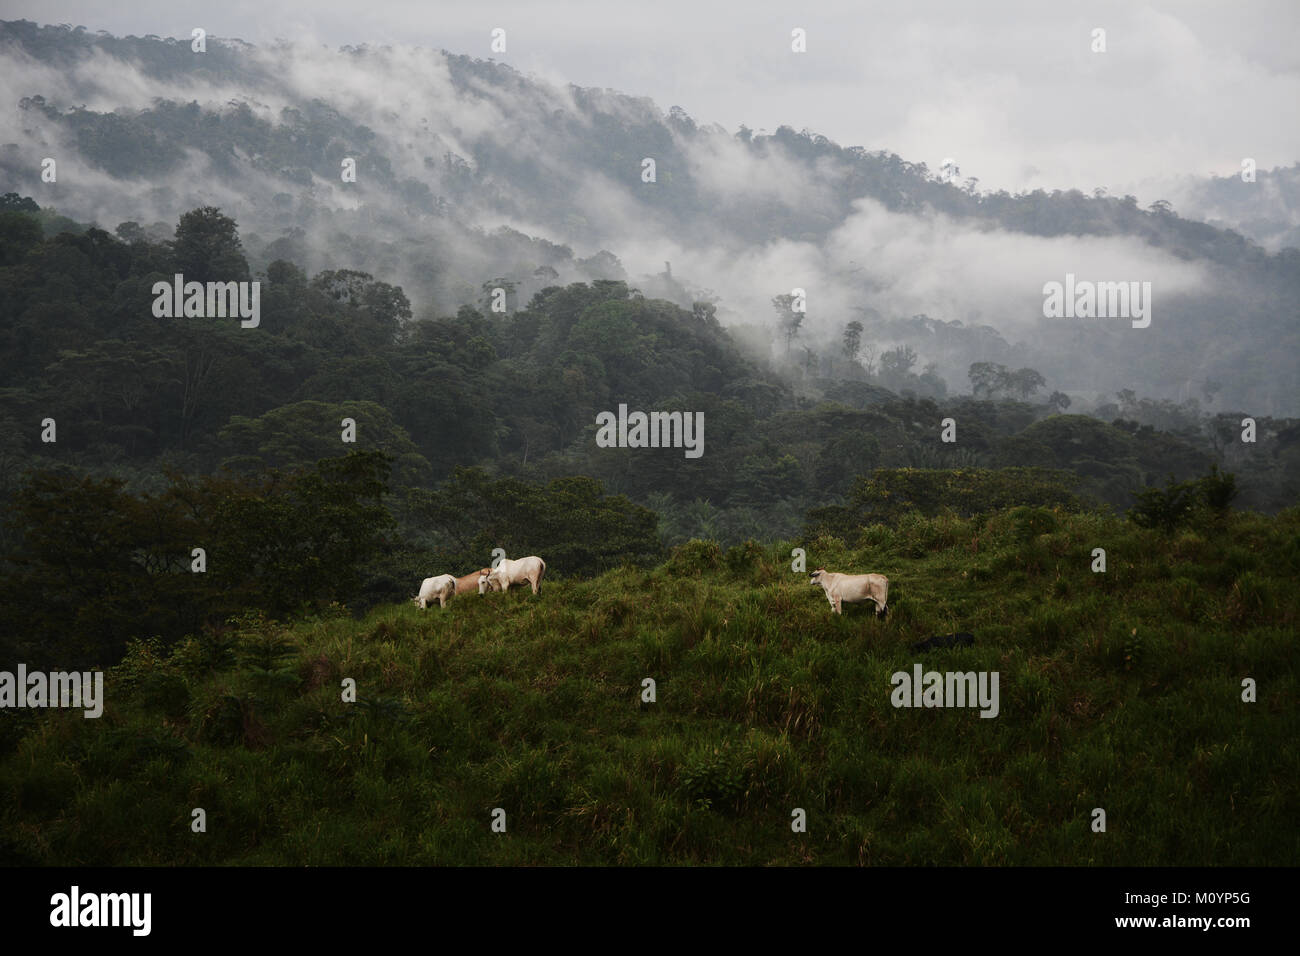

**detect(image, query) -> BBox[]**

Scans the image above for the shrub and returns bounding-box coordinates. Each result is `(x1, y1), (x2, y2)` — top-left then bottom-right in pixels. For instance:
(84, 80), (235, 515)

(724, 540), (767, 576)
(1129, 467), (1239, 533)
(1006, 505), (1058, 542)
(1129, 475), (1199, 533)
(666, 539), (722, 575)
(1198, 465), (1238, 515)
(678, 743), (751, 813)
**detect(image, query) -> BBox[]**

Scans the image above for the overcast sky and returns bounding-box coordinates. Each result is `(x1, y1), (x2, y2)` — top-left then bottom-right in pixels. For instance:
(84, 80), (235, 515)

(4, 0), (1298, 200)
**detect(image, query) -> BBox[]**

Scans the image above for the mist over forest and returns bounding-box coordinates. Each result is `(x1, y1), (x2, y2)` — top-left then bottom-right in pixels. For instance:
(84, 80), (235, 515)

(2, 19), (1297, 416)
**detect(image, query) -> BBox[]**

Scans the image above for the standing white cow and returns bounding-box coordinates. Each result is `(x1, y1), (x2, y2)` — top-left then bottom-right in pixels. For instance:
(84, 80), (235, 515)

(810, 568), (889, 617)
(479, 556), (546, 595)
(414, 574), (457, 609)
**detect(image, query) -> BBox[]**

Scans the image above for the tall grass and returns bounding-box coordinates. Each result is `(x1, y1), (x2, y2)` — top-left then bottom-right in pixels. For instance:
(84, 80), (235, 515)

(1, 507), (1296, 865)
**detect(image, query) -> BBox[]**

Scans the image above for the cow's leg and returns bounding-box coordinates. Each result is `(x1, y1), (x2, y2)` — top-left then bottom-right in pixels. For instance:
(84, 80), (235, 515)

(834, 597), (842, 614)
(531, 575), (540, 595)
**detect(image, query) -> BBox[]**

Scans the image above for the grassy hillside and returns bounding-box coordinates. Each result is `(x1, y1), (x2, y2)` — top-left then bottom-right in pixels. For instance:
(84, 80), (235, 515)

(2, 506), (1297, 865)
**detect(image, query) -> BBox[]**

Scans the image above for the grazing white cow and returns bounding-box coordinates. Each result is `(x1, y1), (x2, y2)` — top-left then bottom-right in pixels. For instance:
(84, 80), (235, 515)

(480, 556), (546, 595)
(810, 568), (889, 617)
(414, 574), (457, 609)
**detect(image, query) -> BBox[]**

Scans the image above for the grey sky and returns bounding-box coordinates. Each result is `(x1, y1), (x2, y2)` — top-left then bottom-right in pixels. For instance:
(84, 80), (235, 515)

(5, 0), (1297, 202)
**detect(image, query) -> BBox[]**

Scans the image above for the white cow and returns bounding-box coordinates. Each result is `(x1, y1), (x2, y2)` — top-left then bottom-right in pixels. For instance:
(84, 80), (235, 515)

(414, 574), (457, 609)
(480, 556), (546, 595)
(810, 568), (889, 617)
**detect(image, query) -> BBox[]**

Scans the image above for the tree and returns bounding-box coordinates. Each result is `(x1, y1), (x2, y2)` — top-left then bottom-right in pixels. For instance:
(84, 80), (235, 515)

(917, 362), (949, 398)
(0, 192), (39, 212)
(1205, 414), (1237, 461)
(0, 210), (43, 267)
(303, 271), (412, 351)
(1047, 391), (1072, 413)
(842, 320), (863, 364)
(733, 451), (803, 505)
(1008, 367), (1046, 400)
(114, 220), (147, 244)
(880, 345), (918, 377)
(172, 206), (249, 283)
(859, 342), (877, 377)
(1128, 474), (1199, 533)
(1198, 465), (1238, 515)
(815, 432), (880, 496)
(969, 361), (1005, 399)
(771, 294), (802, 353)
(206, 451), (396, 616)
(219, 400), (431, 486)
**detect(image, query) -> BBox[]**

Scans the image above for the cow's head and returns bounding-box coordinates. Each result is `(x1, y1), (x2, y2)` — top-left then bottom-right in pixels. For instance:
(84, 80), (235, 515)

(477, 571), (493, 594)
(412, 595), (426, 609)
(809, 568), (827, 585)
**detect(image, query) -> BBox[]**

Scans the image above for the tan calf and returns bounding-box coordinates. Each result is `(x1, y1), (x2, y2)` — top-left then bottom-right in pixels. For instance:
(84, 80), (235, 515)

(454, 568), (491, 596)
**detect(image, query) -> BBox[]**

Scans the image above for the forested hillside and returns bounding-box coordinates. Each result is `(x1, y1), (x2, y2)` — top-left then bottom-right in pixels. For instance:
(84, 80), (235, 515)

(1, 196), (1296, 673)
(3, 20), (1297, 415)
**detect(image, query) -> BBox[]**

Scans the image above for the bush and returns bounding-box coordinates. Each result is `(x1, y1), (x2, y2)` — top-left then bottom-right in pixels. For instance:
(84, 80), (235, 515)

(724, 540), (767, 576)
(678, 743), (751, 813)
(1006, 505), (1058, 542)
(1198, 465), (1238, 515)
(1129, 475), (1199, 533)
(666, 539), (722, 575)
(802, 533), (848, 569)
(1129, 466), (1238, 533)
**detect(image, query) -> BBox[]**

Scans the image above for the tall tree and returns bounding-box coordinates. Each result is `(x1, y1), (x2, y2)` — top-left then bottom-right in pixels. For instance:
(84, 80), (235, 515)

(172, 206), (249, 283)
(880, 345), (918, 377)
(771, 294), (803, 353)
(1009, 367), (1046, 400)
(842, 320), (863, 365)
(969, 361), (1009, 399)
